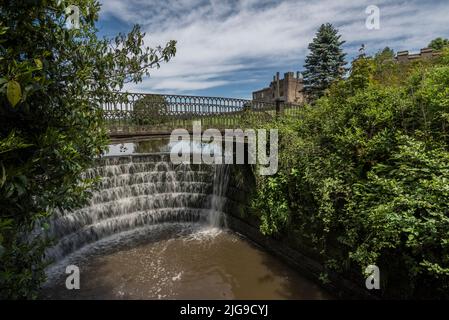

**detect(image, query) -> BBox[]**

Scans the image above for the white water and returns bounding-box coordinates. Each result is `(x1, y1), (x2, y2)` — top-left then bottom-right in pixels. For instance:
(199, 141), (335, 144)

(44, 154), (231, 265)
(209, 165), (230, 228)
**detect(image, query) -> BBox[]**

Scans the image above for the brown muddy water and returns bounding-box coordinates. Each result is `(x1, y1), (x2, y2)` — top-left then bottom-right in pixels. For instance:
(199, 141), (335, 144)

(41, 224), (330, 300)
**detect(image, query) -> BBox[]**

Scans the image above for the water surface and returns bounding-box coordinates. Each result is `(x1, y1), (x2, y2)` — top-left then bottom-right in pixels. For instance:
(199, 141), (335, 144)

(42, 224), (330, 300)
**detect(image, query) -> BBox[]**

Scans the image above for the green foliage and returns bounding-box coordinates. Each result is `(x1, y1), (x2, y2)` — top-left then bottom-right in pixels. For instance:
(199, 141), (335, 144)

(252, 173), (290, 235)
(251, 48), (449, 298)
(428, 37), (449, 51)
(374, 47), (395, 63)
(346, 135), (449, 297)
(303, 23), (347, 100)
(347, 56), (376, 91)
(132, 94), (169, 125)
(0, 0), (175, 299)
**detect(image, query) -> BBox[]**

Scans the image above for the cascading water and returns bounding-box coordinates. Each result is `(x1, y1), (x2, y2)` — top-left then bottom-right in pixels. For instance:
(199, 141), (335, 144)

(209, 165), (230, 228)
(44, 153), (231, 265)
(40, 149), (331, 300)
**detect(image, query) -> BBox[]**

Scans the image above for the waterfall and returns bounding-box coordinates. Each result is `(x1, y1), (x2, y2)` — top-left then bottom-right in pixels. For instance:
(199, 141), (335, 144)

(44, 154), (231, 264)
(209, 165), (230, 228)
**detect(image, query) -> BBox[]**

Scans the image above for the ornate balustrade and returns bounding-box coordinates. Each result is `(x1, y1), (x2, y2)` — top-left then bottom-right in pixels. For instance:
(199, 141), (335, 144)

(102, 92), (303, 136)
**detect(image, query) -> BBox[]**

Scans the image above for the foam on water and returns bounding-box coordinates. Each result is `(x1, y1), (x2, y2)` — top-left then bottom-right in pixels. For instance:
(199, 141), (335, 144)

(43, 154), (231, 282)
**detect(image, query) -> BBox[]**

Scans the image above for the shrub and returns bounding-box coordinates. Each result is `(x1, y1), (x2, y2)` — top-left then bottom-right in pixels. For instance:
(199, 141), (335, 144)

(132, 94), (169, 126)
(0, 0), (175, 299)
(250, 50), (449, 298)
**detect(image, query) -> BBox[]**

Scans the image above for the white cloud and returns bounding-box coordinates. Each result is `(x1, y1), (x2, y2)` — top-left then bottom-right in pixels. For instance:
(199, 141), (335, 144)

(100, 0), (449, 95)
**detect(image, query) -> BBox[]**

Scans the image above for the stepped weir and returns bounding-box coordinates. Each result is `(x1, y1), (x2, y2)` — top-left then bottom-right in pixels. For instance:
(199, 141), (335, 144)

(41, 140), (330, 299)
(45, 153), (231, 263)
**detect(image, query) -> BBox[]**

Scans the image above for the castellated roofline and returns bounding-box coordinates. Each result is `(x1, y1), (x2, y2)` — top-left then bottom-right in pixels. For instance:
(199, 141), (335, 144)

(396, 47), (441, 62)
(252, 71), (305, 104)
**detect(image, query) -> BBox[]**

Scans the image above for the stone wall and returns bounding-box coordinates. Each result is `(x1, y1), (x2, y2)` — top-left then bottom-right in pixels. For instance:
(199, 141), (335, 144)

(396, 47), (441, 63)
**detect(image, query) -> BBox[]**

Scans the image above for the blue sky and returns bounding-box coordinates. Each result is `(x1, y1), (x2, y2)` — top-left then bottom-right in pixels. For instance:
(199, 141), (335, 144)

(98, 0), (449, 99)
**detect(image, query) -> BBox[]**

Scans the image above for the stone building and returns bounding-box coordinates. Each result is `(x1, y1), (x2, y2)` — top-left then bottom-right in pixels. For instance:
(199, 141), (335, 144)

(250, 48), (441, 105)
(396, 47), (441, 63)
(252, 71), (305, 104)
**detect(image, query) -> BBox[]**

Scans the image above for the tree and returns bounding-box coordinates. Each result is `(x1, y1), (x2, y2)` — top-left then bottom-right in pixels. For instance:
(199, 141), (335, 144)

(250, 48), (449, 298)
(132, 94), (169, 125)
(303, 23), (347, 100)
(0, 0), (176, 299)
(428, 37), (449, 51)
(348, 56), (375, 91)
(374, 47), (395, 63)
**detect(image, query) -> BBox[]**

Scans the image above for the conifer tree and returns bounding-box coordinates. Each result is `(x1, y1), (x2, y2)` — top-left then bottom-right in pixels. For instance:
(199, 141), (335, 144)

(303, 23), (347, 100)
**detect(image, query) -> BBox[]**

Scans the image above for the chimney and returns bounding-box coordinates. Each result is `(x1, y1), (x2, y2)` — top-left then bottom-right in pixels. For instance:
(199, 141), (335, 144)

(421, 47), (433, 59)
(397, 50), (409, 62)
(284, 72), (295, 80)
(275, 72), (280, 100)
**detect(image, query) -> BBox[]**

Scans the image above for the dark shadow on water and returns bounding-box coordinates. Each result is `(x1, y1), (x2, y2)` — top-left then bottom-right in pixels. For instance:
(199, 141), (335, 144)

(233, 232), (332, 300)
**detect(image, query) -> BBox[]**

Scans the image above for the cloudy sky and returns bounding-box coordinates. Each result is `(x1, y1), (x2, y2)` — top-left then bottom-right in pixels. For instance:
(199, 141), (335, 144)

(97, 0), (449, 98)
